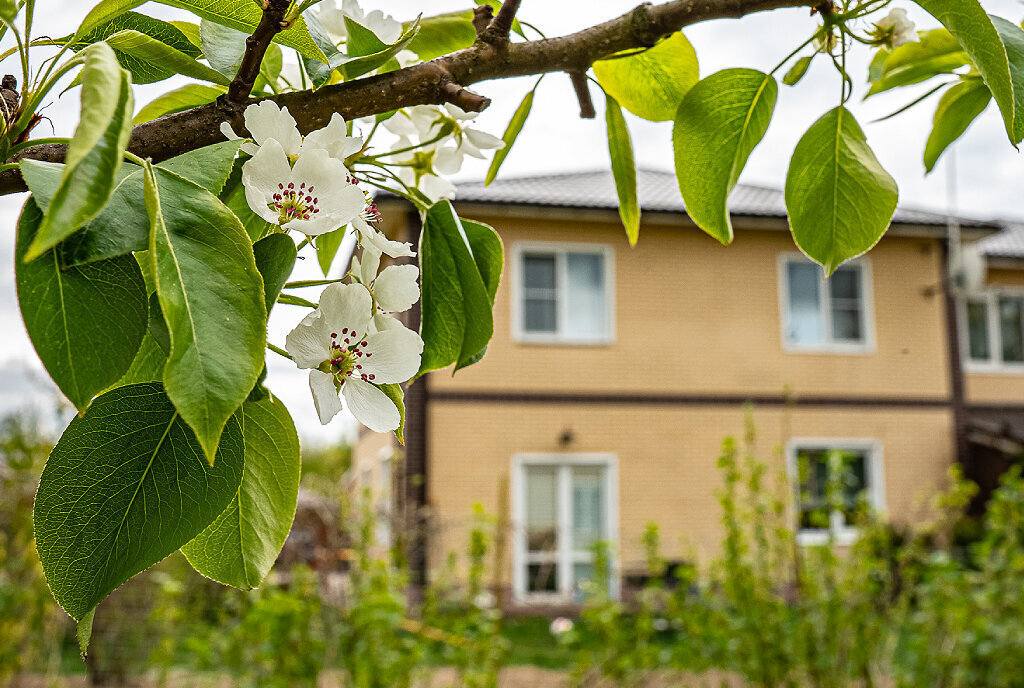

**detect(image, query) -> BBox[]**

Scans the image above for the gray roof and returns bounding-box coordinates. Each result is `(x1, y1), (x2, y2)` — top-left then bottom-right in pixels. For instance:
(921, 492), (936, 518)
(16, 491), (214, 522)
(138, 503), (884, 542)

(977, 223), (1024, 259)
(450, 168), (998, 229)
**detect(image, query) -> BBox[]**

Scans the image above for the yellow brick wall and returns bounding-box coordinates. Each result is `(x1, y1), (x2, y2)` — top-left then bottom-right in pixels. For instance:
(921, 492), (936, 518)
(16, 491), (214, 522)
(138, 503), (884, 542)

(430, 214), (951, 399)
(426, 401), (954, 578)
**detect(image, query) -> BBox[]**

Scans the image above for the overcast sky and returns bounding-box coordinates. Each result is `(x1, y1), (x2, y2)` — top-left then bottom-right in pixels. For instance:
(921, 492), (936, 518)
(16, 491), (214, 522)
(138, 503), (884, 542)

(1, 0), (1022, 444)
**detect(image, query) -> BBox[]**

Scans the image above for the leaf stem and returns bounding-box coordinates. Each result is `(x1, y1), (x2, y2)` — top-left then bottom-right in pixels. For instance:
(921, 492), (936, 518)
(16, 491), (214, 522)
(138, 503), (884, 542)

(267, 343), (293, 360)
(124, 151), (148, 166)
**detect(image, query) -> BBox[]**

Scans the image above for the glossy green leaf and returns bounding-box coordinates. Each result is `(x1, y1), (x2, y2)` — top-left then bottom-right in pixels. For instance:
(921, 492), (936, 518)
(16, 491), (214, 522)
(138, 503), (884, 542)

(148, 293), (171, 354)
(419, 201), (494, 374)
(253, 234), (298, 312)
(144, 163), (266, 462)
(784, 56), (813, 86)
(405, 3), (520, 61)
(866, 29), (969, 96)
(199, 18), (245, 78)
(23, 141), (242, 266)
(15, 199), (147, 411)
(303, 15), (419, 86)
(485, 87), (534, 186)
(104, 28), (227, 85)
(604, 94), (640, 246)
(673, 69), (777, 245)
(77, 0), (327, 62)
(170, 20), (201, 48)
(913, 2), (1024, 143)
(925, 78), (992, 172)
(593, 33), (699, 122)
(378, 383), (406, 444)
(181, 397), (300, 590)
(108, 333), (166, 390)
(315, 227), (347, 276)
(70, 11), (202, 84)
(34, 383), (244, 622)
(785, 107), (898, 275)
(462, 219), (503, 306)
(134, 84), (225, 125)
(25, 44), (132, 262)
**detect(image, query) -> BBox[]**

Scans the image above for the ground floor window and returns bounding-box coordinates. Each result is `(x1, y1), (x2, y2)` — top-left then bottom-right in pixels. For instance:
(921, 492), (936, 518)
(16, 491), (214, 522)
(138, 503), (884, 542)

(787, 440), (884, 546)
(513, 454), (617, 602)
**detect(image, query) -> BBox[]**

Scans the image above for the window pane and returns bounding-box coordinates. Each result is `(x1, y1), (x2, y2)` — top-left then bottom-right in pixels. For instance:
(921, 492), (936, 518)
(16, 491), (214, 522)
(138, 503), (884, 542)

(572, 467), (604, 551)
(967, 300), (990, 361)
(527, 563), (558, 593)
(796, 448), (870, 531)
(832, 307), (863, 342)
(786, 262), (825, 345)
(797, 450), (830, 530)
(566, 253), (608, 339)
(526, 467), (558, 554)
(999, 296), (1024, 363)
(523, 254), (556, 289)
(524, 297), (557, 333)
(830, 267), (860, 300)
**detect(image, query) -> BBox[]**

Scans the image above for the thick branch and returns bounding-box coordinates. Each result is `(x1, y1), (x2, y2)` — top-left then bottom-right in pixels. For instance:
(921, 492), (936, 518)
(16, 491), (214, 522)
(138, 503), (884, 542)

(0, 0), (815, 195)
(227, 0), (291, 105)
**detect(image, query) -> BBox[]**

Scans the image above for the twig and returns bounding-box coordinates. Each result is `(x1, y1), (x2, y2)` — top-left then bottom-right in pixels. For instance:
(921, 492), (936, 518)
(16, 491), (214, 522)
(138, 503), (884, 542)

(440, 81), (490, 113)
(0, 0), (817, 195)
(484, 0), (522, 42)
(226, 0), (291, 107)
(472, 5), (494, 38)
(569, 71), (595, 119)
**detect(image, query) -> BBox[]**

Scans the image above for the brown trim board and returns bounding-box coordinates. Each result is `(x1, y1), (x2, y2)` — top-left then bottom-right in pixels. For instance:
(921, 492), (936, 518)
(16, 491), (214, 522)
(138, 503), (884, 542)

(428, 390), (953, 409)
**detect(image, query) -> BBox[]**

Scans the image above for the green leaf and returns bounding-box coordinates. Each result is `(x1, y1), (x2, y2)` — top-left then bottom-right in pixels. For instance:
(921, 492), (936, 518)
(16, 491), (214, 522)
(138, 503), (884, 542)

(403, 3), (521, 61)
(15, 199), (147, 411)
(170, 20), (202, 48)
(23, 141), (243, 266)
(34, 383), (244, 622)
(108, 333), (167, 390)
(593, 33), (699, 122)
(462, 219), (503, 306)
(485, 87), (535, 186)
(866, 29), (969, 96)
(77, 611), (94, 659)
(924, 78), (992, 172)
(181, 397), (300, 589)
(134, 84), (225, 124)
(912, 2), (1024, 143)
(783, 56), (813, 86)
(784, 107), (898, 275)
(253, 234), (298, 312)
(315, 227), (347, 276)
(345, 16), (388, 56)
(144, 163), (267, 463)
(377, 383), (406, 444)
(24, 44), (132, 262)
(604, 94), (640, 246)
(71, 11), (203, 84)
(148, 293), (171, 354)
(106, 28), (229, 84)
(341, 20), (419, 80)
(77, 0), (327, 62)
(672, 69), (777, 245)
(419, 201), (494, 374)
(199, 18), (245, 78)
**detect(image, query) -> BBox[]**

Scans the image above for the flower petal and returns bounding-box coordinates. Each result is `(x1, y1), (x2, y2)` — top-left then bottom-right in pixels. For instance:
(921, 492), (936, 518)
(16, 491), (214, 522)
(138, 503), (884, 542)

(220, 121), (241, 141)
(359, 246), (382, 285)
(355, 217), (416, 258)
(466, 127), (505, 151)
(309, 370), (344, 425)
(285, 310), (331, 369)
(373, 264), (419, 313)
(419, 174), (457, 203)
(361, 326), (423, 383)
(342, 378), (400, 432)
(242, 139), (292, 225)
(302, 112), (364, 160)
(318, 282), (372, 338)
(371, 312), (404, 332)
(245, 101), (302, 155)
(291, 149), (367, 225)
(433, 146), (463, 175)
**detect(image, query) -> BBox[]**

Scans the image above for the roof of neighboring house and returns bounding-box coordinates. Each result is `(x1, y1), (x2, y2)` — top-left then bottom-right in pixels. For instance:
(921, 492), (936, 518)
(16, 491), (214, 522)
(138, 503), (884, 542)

(447, 168), (1000, 230)
(977, 223), (1024, 259)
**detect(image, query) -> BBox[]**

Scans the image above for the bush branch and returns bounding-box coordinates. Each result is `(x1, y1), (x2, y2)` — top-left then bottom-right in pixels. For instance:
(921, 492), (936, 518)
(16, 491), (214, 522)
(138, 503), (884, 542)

(0, 0), (815, 195)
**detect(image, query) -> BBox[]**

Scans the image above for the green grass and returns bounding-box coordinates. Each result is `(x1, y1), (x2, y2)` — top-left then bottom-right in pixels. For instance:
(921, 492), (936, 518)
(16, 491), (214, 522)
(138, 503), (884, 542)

(501, 616), (575, 669)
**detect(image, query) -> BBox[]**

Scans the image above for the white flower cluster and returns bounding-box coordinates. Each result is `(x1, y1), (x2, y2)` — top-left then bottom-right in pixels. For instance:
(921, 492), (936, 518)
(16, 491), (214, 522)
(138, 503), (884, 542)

(381, 104), (505, 203)
(874, 8), (918, 49)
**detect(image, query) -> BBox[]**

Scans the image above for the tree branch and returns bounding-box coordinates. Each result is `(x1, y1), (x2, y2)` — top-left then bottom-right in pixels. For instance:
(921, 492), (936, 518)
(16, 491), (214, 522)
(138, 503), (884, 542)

(472, 5), (494, 38)
(0, 0), (816, 195)
(569, 71), (595, 119)
(482, 0), (522, 43)
(226, 0), (292, 106)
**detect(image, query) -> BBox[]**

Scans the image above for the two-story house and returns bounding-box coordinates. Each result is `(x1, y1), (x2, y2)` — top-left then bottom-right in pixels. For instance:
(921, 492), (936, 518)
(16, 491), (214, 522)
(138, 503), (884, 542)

(356, 169), (1021, 605)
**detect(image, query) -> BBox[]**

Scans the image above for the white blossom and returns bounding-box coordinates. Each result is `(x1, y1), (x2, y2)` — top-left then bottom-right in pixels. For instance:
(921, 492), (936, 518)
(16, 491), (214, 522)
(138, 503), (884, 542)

(875, 8), (918, 48)
(242, 139), (367, 236)
(285, 282), (422, 430)
(549, 617), (574, 636)
(317, 0), (402, 45)
(352, 214), (416, 258)
(353, 246), (420, 316)
(221, 101), (362, 161)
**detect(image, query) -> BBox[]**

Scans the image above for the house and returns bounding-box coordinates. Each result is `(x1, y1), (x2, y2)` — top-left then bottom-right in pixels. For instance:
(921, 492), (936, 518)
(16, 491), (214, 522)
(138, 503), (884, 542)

(356, 169), (1023, 605)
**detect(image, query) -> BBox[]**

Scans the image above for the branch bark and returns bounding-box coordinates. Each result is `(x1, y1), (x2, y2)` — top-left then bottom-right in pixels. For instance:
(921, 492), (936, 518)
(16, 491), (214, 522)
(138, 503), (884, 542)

(0, 0), (815, 196)
(226, 0), (292, 106)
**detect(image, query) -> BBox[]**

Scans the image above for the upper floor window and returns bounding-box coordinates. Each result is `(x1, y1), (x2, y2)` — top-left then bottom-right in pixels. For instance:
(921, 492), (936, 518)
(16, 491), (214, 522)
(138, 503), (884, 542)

(964, 291), (1024, 369)
(514, 244), (613, 343)
(788, 441), (883, 546)
(779, 255), (873, 352)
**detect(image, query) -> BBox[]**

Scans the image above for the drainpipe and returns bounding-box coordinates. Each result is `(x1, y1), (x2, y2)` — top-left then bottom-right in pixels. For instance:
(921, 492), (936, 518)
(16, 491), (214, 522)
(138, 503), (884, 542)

(943, 150), (970, 464)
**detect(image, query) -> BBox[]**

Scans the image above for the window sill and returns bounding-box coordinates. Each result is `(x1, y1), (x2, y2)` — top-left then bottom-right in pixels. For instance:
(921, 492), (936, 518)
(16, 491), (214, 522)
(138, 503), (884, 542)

(514, 334), (615, 346)
(783, 342), (873, 356)
(964, 362), (1024, 375)
(796, 529), (859, 547)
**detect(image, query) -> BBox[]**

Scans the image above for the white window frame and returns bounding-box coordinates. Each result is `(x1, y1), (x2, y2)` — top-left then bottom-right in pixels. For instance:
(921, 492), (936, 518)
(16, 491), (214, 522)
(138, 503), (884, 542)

(785, 439), (886, 546)
(960, 289), (1024, 374)
(511, 242), (616, 345)
(511, 453), (619, 604)
(777, 253), (876, 354)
